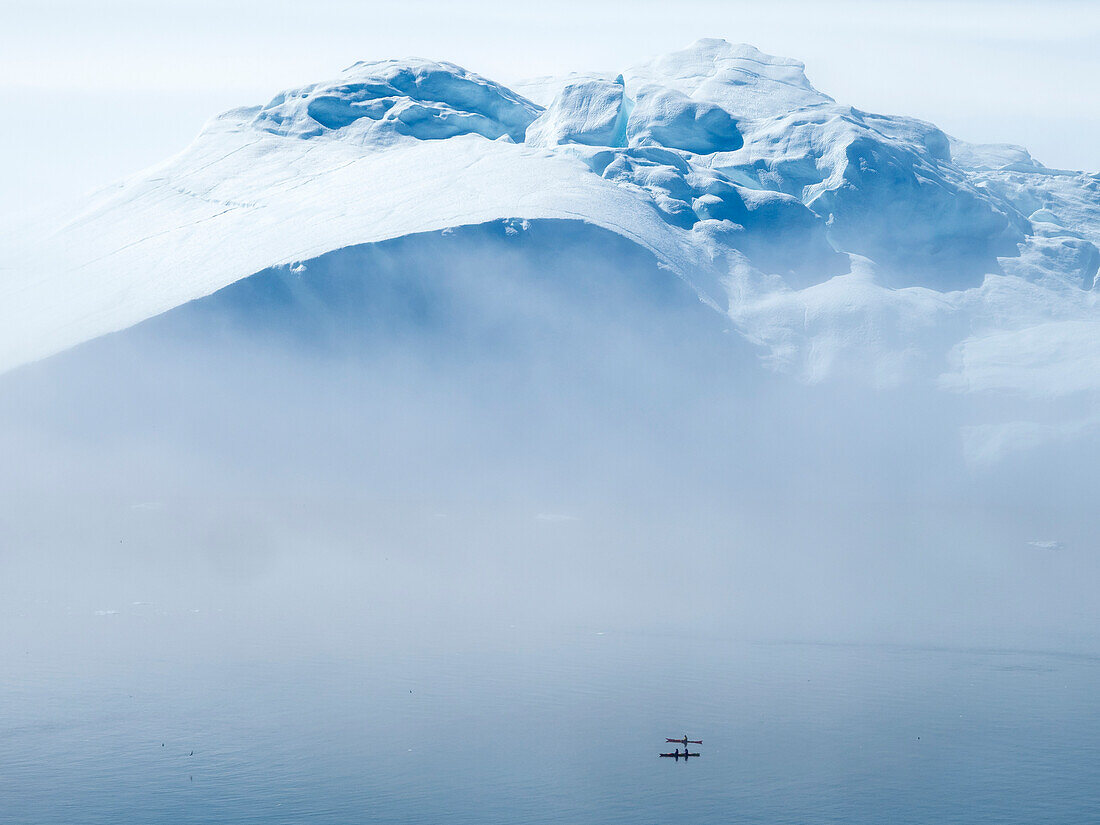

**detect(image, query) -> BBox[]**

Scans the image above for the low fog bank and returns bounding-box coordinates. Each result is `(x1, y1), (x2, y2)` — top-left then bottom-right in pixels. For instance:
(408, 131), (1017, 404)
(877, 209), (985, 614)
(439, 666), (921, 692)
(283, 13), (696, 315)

(2, 220), (1098, 664)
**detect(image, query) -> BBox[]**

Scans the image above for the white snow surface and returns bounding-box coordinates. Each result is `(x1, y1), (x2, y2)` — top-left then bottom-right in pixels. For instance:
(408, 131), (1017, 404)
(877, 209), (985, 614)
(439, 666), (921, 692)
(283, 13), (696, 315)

(3, 38), (1099, 418)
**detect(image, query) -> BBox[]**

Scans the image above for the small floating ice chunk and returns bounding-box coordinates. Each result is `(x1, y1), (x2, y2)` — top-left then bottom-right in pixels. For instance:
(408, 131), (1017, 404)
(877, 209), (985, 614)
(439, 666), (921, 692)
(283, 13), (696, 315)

(1027, 540), (1065, 551)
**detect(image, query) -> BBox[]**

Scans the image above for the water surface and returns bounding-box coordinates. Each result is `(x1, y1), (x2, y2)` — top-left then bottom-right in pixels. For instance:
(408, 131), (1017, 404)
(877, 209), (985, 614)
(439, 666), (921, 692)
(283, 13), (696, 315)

(4, 618), (1098, 824)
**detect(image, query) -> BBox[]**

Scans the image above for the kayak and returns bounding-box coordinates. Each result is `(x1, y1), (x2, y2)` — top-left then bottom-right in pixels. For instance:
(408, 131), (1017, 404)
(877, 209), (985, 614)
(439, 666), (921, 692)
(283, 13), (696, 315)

(659, 750), (700, 759)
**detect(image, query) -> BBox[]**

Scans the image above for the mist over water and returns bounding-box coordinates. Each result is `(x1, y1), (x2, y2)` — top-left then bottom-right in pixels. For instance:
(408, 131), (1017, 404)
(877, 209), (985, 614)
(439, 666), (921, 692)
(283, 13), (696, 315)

(2, 220), (1099, 822)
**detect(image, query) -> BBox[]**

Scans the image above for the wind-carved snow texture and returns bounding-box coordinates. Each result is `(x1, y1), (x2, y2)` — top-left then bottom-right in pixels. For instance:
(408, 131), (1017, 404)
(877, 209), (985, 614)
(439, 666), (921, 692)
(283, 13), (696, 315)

(255, 57), (540, 143)
(525, 78), (630, 149)
(2, 38), (1099, 460)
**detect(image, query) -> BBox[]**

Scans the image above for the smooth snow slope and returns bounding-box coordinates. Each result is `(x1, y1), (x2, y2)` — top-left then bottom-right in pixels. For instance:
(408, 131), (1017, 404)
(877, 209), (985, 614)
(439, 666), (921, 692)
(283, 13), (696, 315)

(3, 39), (1098, 412)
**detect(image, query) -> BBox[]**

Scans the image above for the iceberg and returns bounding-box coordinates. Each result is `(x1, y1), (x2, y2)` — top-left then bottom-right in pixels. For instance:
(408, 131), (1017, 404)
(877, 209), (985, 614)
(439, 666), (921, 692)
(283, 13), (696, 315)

(2, 37), (1097, 419)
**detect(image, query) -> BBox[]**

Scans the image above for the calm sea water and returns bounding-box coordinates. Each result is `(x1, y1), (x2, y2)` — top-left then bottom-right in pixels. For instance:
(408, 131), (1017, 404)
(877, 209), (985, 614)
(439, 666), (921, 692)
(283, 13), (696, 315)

(3, 622), (1099, 825)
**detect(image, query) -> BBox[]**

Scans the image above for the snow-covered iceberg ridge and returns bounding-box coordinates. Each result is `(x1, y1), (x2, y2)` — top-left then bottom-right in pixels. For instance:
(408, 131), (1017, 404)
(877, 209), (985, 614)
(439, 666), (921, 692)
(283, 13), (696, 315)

(3, 38), (1098, 395)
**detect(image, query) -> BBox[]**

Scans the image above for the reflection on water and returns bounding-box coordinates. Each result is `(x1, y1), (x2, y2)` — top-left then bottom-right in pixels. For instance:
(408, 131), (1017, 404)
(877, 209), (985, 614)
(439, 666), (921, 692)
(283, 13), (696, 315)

(3, 616), (1099, 825)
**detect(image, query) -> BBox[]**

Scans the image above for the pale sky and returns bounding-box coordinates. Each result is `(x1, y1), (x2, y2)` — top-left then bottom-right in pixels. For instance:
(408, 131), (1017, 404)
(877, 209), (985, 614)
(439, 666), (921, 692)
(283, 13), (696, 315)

(2, 0), (1098, 217)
